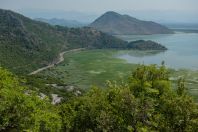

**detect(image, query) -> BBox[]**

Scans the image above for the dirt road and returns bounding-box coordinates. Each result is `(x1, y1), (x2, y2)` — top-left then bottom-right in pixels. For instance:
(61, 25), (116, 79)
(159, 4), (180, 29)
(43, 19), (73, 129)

(29, 48), (85, 75)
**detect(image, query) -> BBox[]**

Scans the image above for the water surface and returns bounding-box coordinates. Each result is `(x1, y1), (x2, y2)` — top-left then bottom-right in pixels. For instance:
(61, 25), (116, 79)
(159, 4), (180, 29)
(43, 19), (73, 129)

(115, 32), (198, 70)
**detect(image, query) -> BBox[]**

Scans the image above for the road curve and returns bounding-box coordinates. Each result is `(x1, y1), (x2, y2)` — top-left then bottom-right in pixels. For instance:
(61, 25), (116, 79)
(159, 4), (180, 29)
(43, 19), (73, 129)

(29, 48), (85, 75)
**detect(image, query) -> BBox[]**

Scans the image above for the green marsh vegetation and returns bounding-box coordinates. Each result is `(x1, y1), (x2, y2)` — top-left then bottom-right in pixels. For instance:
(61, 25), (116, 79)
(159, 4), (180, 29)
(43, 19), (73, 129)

(40, 49), (198, 101)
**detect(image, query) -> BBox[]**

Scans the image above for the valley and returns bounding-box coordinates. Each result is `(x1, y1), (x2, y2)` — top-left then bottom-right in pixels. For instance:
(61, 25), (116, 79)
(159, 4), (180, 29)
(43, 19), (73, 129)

(0, 4), (198, 131)
(1, 9), (196, 101)
(38, 49), (198, 101)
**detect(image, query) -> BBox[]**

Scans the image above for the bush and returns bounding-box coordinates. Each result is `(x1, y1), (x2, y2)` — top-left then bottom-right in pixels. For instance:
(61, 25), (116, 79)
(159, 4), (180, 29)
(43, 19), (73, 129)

(0, 67), (62, 131)
(0, 65), (197, 131)
(59, 65), (198, 131)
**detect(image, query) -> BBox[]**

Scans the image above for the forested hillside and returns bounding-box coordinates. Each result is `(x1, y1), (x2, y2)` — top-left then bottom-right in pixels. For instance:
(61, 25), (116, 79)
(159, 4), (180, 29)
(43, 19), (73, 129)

(0, 65), (197, 131)
(0, 9), (169, 74)
(127, 40), (167, 50)
(0, 9), (67, 73)
(0, 9), (126, 74)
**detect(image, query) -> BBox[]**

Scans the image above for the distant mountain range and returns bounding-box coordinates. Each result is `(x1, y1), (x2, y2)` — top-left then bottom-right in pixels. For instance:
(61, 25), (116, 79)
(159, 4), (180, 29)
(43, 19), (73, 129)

(35, 18), (87, 27)
(89, 11), (173, 35)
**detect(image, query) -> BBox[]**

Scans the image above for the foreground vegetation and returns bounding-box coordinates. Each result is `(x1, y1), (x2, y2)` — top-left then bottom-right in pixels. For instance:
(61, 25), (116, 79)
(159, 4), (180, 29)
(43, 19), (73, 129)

(0, 65), (198, 131)
(0, 67), (61, 131)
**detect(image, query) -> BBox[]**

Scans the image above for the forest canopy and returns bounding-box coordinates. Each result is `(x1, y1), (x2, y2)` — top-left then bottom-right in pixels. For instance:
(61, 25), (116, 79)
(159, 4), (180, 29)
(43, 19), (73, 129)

(0, 65), (197, 131)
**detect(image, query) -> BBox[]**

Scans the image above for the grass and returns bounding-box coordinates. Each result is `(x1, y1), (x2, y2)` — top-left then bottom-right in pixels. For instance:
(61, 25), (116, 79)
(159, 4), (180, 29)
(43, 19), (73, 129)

(40, 49), (198, 101)
(170, 69), (198, 101)
(40, 49), (137, 89)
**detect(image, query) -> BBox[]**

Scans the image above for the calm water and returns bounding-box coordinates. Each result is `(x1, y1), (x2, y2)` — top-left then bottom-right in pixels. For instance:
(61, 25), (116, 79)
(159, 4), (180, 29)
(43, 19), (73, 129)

(115, 32), (198, 70)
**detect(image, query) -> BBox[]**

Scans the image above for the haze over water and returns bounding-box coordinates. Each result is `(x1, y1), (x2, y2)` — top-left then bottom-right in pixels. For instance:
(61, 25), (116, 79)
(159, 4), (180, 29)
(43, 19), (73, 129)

(116, 32), (198, 70)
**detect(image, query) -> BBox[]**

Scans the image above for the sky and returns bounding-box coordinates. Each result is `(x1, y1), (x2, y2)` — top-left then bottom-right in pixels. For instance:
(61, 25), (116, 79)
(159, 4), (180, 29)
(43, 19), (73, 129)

(0, 0), (198, 23)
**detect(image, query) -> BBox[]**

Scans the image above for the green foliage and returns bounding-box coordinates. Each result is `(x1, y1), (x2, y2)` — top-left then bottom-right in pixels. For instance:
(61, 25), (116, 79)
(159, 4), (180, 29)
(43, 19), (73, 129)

(59, 64), (198, 132)
(0, 67), (61, 131)
(0, 9), (128, 74)
(23, 74), (83, 102)
(41, 49), (136, 89)
(127, 40), (167, 50)
(0, 9), (167, 75)
(0, 65), (197, 131)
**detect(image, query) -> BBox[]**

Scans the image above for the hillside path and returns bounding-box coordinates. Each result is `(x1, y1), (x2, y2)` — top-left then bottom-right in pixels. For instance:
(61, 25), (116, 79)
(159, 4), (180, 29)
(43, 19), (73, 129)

(29, 48), (85, 75)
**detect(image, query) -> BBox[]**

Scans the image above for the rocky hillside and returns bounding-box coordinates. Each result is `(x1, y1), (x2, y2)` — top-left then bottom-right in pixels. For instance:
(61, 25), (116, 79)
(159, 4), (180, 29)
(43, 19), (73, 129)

(89, 11), (173, 35)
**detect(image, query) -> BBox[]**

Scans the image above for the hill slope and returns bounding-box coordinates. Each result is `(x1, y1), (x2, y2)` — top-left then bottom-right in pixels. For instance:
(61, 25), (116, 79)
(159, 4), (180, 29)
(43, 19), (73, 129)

(0, 9), (167, 74)
(89, 11), (173, 35)
(0, 9), (126, 74)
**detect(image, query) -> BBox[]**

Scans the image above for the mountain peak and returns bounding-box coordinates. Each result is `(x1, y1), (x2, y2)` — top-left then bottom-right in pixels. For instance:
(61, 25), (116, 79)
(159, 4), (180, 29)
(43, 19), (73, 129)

(103, 11), (120, 16)
(98, 11), (122, 20)
(90, 11), (173, 35)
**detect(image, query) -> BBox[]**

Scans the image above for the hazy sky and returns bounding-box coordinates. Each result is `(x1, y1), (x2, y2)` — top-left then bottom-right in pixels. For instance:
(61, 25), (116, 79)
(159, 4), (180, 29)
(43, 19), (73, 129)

(0, 0), (198, 23)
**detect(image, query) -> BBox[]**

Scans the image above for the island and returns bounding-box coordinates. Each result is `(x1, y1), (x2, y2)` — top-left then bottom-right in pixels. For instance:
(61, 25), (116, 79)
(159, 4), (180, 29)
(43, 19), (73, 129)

(127, 40), (167, 50)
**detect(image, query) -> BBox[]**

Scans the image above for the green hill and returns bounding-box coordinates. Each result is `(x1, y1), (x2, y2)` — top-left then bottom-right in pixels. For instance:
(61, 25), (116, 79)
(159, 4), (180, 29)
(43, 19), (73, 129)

(0, 9), (167, 74)
(0, 9), (126, 74)
(90, 11), (174, 35)
(127, 40), (167, 50)
(0, 9), (68, 74)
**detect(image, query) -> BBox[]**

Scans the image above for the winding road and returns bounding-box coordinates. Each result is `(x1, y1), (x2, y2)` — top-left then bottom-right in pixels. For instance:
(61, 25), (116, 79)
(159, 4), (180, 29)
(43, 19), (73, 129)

(29, 48), (85, 75)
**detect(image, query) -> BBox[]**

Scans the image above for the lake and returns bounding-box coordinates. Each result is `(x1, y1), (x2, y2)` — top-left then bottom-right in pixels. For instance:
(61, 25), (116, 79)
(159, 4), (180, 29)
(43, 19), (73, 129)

(115, 32), (198, 70)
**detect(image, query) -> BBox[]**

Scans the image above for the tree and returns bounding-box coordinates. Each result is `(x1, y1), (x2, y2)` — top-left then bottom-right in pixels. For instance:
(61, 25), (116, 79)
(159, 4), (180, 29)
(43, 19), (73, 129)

(59, 64), (198, 131)
(0, 67), (62, 131)
(1, 65), (197, 131)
